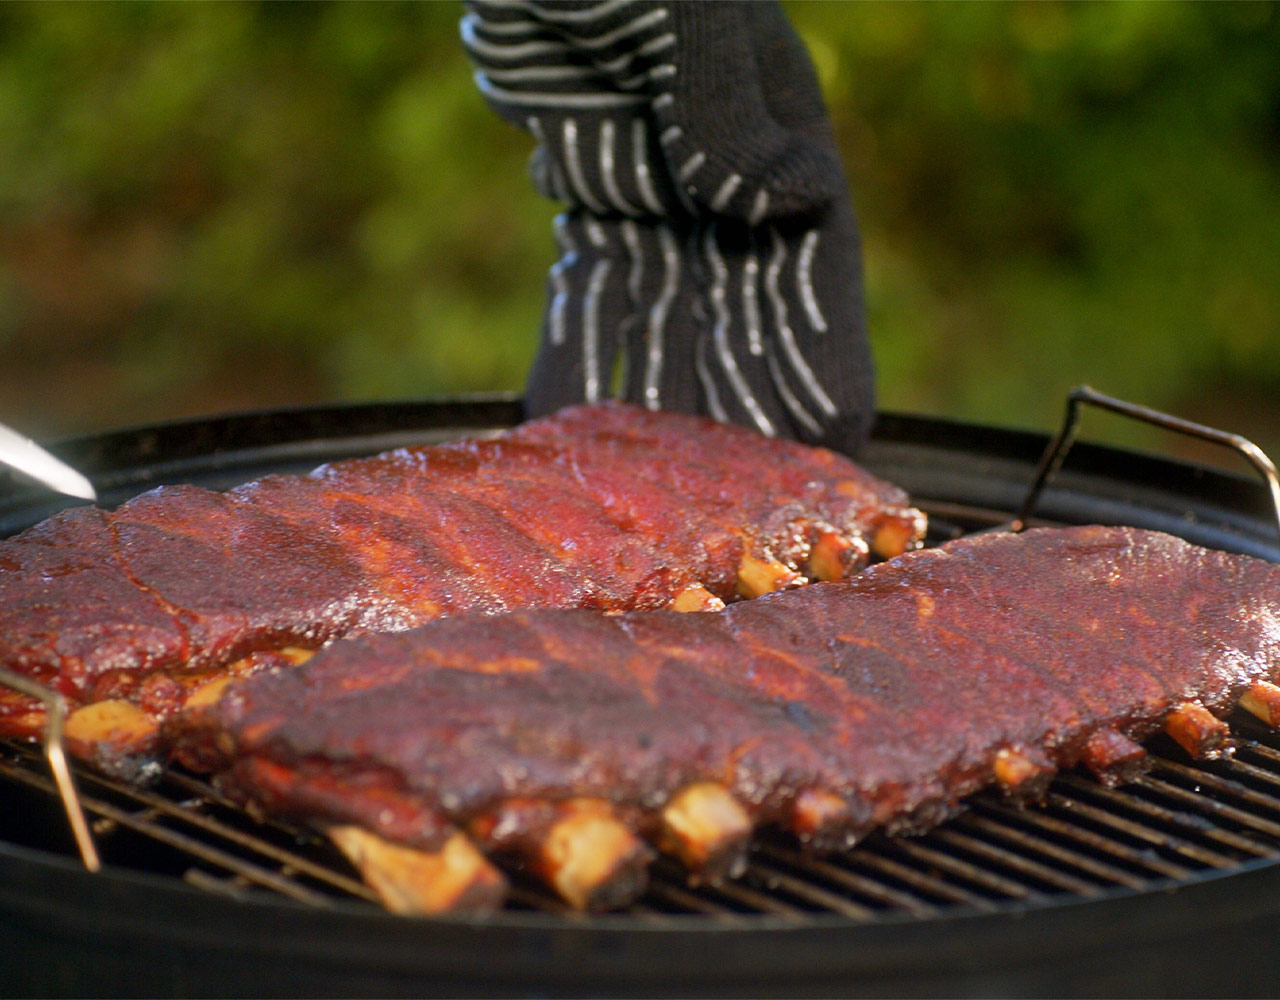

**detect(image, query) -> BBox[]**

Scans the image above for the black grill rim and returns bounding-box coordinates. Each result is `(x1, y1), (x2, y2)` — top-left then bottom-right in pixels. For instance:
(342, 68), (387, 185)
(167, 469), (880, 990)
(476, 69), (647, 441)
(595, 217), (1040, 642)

(6, 833), (1280, 998)
(7, 800), (1280, 932)
(4, 395), (1280, 998)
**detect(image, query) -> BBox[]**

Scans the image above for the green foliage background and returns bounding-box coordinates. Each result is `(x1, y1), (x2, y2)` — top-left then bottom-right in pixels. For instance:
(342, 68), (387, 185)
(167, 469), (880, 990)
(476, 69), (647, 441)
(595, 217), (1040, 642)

(1, 1), (1278, 462)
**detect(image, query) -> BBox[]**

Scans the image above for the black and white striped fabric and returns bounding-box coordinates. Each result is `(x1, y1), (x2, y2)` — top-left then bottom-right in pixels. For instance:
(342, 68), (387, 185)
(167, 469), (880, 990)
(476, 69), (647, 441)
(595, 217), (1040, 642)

(462, 0), (874, 449)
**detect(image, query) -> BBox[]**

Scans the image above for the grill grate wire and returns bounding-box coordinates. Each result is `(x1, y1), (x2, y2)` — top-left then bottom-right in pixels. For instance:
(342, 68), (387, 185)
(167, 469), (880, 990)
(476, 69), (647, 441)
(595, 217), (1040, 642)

(4, 495), (1280, 923)
(6, 726), (1280, 922)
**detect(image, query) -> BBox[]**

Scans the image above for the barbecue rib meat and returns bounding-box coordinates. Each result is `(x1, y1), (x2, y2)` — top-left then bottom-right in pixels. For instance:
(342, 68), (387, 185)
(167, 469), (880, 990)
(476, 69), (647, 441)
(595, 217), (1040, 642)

(0, 402), (923, 753)
(172, 525), (1280, 914)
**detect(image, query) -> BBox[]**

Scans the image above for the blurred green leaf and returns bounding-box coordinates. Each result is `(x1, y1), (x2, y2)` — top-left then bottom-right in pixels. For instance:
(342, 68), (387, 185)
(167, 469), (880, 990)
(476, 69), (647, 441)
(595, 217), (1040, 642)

(0, 0), (1275, 464)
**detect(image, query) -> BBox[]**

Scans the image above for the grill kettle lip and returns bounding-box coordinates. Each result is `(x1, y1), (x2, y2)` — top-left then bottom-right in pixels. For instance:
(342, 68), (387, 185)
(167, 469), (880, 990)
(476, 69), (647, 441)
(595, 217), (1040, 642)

(5, 836), (1280, 998)
(4, 394), (1277, 555)
(3, 395), (1280, 997)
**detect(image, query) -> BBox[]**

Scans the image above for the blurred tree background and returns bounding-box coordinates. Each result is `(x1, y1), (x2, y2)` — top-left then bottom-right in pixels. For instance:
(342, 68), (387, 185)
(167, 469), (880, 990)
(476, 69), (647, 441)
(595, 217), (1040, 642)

(0, 1), (1278, 464)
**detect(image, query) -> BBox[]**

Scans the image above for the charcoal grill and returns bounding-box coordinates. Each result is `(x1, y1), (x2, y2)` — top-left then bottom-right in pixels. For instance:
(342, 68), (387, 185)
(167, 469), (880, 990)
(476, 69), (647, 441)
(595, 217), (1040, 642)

(3, 391), (1280, 998)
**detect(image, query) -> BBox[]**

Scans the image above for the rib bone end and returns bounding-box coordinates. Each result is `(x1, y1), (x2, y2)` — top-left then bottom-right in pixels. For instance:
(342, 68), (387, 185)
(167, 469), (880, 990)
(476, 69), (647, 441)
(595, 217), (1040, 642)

(540, 801), (653, 911)
(184, 676), (235, 711)
(806, 531), (863, 582)
(1240, 680), (1280, 728)
(788, 788), (863, 851)
(64, 699), (160, 764)
(1081, 728), (1149, 786)
(328, 826), (508, 915)
(993, 746), (1055, 799)
(737, 552), (803, 599)
(669, 584), (726, 613)
(1166, 702), (1233, 759)
(658, 782), (753, 883)
(870, 511), (927, 560)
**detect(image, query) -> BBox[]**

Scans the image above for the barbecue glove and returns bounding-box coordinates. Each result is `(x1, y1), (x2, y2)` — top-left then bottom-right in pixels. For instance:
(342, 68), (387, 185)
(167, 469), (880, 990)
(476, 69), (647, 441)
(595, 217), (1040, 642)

(461, 0), (874, 451)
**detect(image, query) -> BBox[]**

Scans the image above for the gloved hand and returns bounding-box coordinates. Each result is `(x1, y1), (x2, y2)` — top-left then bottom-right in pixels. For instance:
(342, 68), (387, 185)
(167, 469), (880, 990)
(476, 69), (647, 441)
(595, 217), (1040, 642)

(461, 0), (874, 450)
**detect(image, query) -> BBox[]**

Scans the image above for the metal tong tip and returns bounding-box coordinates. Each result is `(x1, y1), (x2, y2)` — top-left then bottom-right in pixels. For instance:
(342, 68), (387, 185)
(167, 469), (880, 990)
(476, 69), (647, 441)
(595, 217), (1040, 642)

(0, 422), (96, 503)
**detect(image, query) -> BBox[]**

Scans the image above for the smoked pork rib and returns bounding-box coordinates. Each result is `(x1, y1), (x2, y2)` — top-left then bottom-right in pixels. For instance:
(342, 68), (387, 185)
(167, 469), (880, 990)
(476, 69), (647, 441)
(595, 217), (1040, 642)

(172, 525), (1280, 914)
(0, 402), (924, 746)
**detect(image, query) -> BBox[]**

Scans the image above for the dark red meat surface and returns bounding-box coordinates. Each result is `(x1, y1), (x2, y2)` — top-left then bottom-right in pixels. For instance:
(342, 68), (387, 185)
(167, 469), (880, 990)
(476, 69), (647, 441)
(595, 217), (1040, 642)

(0, 402), (922, 736)
(175, 526), (1280, 856)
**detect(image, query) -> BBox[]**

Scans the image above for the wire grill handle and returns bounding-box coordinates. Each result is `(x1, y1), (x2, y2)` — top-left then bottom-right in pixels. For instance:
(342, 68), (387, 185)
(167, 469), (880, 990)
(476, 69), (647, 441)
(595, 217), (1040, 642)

(1012, 385), (1280, 544)
(0, 667), (100, 872)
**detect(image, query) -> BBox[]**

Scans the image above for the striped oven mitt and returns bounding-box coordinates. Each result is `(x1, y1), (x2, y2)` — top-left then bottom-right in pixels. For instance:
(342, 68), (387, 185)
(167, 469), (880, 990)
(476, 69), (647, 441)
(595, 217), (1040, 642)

(461, 0), (874, 450)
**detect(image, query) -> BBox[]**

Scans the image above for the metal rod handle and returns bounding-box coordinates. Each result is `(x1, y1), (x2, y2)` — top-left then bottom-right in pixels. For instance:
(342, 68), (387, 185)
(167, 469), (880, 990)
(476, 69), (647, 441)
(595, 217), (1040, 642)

(0, 667), (101, 872)
(1013, 385), (1280, 545)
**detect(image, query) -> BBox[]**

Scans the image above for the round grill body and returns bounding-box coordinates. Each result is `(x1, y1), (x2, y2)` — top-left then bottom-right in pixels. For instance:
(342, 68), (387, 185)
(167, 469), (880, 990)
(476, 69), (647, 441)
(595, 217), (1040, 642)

(2, 397), (1279, 998)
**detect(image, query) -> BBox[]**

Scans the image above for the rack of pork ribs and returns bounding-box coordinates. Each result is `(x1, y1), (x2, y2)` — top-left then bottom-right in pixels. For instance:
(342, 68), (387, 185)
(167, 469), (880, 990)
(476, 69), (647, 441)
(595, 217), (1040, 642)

(166, 524), (1280, 913)
(0, 402), (923, 757)
(0, 401), (921, 758)
(6, 402), (1280, 915)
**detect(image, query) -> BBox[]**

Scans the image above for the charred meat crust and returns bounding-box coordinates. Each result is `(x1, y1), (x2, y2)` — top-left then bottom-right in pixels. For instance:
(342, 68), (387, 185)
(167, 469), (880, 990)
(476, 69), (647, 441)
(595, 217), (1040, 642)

(171, 525), (1280, 909)
(0, 402), (923, 738)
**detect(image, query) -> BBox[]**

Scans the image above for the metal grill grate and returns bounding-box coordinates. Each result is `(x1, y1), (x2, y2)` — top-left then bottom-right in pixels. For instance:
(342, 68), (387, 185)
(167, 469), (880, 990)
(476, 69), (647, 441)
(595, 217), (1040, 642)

(4, 493), (1280, 924)
(5, 718), (1280, 922)
(4, 389), (1280, 931)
